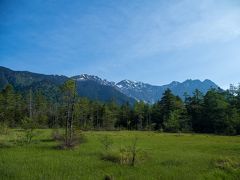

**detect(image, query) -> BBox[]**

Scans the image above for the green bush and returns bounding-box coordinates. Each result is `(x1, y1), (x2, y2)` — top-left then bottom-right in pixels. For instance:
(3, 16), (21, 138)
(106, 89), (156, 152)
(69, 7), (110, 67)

(21, 117), (36, 144)
(21, 117), (36, 130)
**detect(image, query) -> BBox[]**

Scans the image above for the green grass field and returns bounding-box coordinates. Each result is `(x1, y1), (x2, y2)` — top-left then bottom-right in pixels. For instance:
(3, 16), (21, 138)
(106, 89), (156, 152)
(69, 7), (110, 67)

(0, 130), (240, 180)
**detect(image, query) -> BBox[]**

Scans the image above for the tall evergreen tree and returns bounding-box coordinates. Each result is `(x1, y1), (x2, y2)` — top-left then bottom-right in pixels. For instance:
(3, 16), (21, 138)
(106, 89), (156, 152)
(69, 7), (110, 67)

(186, 89), (204, 132)
(203, 90), (229, 133)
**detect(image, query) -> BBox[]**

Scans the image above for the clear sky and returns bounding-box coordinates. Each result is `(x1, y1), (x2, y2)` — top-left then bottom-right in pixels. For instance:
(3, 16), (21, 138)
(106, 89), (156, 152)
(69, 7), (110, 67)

(1, 0), (240, 89)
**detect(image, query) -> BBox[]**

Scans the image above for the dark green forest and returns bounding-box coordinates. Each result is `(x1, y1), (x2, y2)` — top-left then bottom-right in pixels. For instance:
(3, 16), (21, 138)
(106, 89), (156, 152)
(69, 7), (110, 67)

(1, 80), (240, 135)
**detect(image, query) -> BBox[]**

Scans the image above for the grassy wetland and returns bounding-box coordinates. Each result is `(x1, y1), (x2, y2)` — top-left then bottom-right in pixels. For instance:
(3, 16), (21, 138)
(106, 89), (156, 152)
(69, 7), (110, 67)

(0, 130), (240, 180)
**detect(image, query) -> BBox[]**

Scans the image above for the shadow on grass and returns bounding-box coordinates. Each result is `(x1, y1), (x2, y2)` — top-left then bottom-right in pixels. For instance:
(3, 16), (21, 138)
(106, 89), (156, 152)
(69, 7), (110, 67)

(15, 129), (24, 131)
(40, 139), (55, 142)
(0, 142), (12, 149)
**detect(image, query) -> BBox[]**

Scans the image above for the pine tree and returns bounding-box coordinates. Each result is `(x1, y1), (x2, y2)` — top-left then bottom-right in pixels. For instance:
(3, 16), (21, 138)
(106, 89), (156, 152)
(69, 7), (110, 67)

(203, 90), (229, 133)
(34, 91), (49, 127)
(159, 89), (183, 132)
(1, 84), (16, 126)
(186, 89), (204, 132)
(134, 101), (145, 130)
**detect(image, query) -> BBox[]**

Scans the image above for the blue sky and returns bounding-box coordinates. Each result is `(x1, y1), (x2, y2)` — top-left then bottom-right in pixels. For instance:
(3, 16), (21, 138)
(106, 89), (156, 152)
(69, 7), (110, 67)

(1, 0), (240, 89)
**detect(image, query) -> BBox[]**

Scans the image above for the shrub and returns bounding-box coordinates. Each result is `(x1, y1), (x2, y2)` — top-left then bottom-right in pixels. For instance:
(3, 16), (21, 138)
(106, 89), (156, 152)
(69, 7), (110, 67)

(21, 117), (36, 144)
(24, 129), (35, 144)
(213, 157), (240, 172)
(126, 137), (138, 166)
(57, 130), (87, 149)
(119, 147), (132, 165)
(21, 117), (36, 130)
(100, 137), (141, 166)
(12, 130), (35, 145)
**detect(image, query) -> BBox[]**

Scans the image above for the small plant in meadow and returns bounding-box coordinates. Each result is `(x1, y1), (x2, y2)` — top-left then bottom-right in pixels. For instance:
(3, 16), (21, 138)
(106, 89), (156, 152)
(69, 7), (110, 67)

(213, 157), (240, 172)
(99, 135), (116, 162)
(21, 116), (36, 144)
(129, 137), (138, 166)
(119, 146), (131, 165)
(119, 137), (139, 166)
(101, 136), (141, 166)
(25, 129), (35, 144)
(177, 130), (182, 136)
(158, 128), (164, 133)
(0, 122), (9, 135)
(100, 135), (113, 151)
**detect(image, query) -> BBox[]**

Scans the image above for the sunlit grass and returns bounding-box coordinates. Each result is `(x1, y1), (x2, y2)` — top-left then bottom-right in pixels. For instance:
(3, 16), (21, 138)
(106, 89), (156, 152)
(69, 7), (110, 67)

(0, 130), (240, 179)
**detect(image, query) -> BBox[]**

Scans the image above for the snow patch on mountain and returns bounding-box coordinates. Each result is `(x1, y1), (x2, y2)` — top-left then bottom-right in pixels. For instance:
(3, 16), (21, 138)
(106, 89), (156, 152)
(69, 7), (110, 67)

(71, 74), (219, 103)
(72, 74), (115, 86)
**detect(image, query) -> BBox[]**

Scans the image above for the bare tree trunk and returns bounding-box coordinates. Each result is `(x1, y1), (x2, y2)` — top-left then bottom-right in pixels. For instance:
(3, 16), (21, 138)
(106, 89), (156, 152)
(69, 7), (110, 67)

(131, 137), (138, 166)
(66, 100), (70, 145)
(29, 88), (33, 120)
(97, 107), (99, 129)
(69, 82), (76, 142)
(55, 104), (59, 127)
(70, 101), (74, 142)
(62, 80), (77, 147)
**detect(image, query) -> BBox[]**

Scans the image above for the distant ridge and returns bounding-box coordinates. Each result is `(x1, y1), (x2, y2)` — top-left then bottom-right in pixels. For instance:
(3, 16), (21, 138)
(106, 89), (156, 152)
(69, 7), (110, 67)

(116, 79), (219, 103)
(0, 66), (219, 104)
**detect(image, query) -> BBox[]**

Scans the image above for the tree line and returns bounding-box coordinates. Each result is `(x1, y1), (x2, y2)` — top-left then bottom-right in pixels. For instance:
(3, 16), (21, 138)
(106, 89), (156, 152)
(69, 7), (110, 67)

(1, 80), (240, 135)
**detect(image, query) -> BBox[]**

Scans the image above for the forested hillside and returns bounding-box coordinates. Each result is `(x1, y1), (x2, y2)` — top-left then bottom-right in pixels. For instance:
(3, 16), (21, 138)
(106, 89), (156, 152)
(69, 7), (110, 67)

(0, 66), (135, 104)
(1, 77), (240, 135)
(1, 66), (220, 105)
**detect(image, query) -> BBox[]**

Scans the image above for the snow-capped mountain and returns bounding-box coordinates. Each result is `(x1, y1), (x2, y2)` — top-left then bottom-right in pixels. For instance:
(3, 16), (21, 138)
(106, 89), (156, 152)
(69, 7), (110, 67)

(116, 80), (159, 102)
(72, 74), (115, 86)
(116, 79), (219, 103)
(71, 74), (219, 104)
(116, 80), (150, 90)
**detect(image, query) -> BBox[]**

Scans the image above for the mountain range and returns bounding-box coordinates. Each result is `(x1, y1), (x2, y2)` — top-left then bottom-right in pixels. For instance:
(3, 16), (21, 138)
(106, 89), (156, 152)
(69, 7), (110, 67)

(0, 66), (219, 104)
(116, 79), (218, 103)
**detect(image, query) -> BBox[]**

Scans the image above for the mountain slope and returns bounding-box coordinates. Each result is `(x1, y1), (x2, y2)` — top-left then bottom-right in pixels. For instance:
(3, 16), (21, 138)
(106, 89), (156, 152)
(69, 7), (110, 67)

(0, 66), (68, 100)
(0, 66), (136, 104)
(71, 75), (136, 104)
(0, 66), (68, 89)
